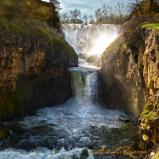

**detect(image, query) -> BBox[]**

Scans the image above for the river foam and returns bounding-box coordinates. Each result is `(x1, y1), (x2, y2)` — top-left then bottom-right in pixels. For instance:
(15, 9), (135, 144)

(0, 148), (93, 159)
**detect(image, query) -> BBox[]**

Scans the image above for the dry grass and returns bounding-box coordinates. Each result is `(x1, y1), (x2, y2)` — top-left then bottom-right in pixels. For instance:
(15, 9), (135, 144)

(142, 23), (159, 30)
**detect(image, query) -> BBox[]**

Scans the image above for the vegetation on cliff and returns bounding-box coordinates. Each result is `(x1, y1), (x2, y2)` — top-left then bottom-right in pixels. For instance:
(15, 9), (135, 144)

(100, 0), (159, 152)
(0, 0), (60, 30)
(142, 22), (159, 30)
(0, 0), (78, 122)
(140, 103), (159, 146)
(0, 0), (62, 42)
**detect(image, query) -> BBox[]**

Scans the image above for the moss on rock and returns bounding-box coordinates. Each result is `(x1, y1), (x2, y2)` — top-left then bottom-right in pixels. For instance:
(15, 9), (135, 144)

(0, 57), (77, 121)
(0, 0), (78, 122)
(140, 103), (159, 147)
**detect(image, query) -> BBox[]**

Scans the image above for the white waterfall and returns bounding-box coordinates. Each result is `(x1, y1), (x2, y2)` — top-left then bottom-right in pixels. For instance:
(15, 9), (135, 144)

(71, 70), (98, 104)
(62, 24), (120, 59)
(63, 24), (119, 104)
(84, 72), (98, 103)
(71, 71), (85, 102)
(63, 23), (119, 104)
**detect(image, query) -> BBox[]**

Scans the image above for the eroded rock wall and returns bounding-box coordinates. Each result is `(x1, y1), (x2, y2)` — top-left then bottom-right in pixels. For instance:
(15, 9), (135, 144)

(100, 30), (159, 113)
(100, 29), (159, 146)
(0, 31), (78, 121)
(142, 31), (159, 103)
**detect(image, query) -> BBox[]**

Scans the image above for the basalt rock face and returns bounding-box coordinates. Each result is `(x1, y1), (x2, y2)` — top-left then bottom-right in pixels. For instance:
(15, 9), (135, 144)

(100, 35), (145, 115)
(100, 30), (159, 114)
(142, 31), (159, 104)
(0, 29), (78, 122)
(139, 31), (159, 148)
(100, 29), (159, 146)
(0, 30), (77, 120)
(0, 0), (78, 122)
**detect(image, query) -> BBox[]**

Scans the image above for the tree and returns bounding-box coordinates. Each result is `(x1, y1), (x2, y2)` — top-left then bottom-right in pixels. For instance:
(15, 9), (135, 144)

(69, 9), (82, 23)
(49, 0), (61, 11)
(89, 15), (95, 24)
(83, 15), (88, 24)
(61, 12), (70, 23)
(129, 0), (159, 18)
(94, 3), (127, 24)
(116, 3), (124, 18)
(101, 4), (109, 21)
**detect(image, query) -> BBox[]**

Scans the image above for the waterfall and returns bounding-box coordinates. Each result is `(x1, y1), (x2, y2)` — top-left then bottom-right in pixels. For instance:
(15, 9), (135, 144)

(62, 24), (120, 61)
(0, 24), (136, 159)
(71, 71), (85, 101)
(84, 72), (98, 103)
(63, 24), (120, 105)
(71, 70), (98, 104)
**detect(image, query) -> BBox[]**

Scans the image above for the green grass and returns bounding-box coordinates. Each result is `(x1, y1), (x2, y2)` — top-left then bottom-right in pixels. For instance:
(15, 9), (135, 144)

(140, 103), (158, 122)
(0, 17), (58, 41)
(0, 0), (61, 42)
(142, 23), (159, 30)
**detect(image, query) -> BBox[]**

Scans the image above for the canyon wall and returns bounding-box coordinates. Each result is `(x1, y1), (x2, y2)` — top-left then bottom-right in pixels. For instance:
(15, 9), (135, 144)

(0, 0), (78, 122)
(100, 28), (159, 146)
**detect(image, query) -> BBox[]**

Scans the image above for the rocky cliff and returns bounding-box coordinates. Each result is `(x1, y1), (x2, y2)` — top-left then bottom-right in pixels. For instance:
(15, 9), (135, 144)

(0, 0), (78, 122)
(100, 0), (159, 150)
(100, 28), (159, 147)
(100, 34), (145, 115)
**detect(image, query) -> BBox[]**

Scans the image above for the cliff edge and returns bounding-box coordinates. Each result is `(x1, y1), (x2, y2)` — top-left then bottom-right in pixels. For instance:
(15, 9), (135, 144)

(0, 0), (78, 121)
(100, 0), (159, 148)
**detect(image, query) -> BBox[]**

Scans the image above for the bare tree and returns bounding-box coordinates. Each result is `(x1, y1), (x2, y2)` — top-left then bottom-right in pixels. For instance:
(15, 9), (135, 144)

(89, 15), (95, 24)
(61, 13), (70, 23)
(95, 8), (103, 22)
(116, 3), (124, 18)
(94, 3), (127, 24)
(83, 15), (88, 24)
(69, 9), (81, 23)
(102, 4), (109, 21)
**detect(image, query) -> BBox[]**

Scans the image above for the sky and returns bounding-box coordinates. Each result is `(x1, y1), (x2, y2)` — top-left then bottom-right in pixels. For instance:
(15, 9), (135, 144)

(43, 0), (135, 16)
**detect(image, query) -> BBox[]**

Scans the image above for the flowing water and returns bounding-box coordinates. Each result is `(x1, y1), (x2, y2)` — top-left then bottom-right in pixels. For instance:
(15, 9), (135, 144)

(62, 24), (119, 62)
(0, 24), (137, 159)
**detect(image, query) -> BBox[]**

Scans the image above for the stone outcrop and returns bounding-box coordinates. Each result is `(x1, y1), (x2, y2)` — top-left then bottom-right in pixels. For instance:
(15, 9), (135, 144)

(100, 29), (159, 147)
(142, 31), (159, 103)
(99, 35), (145, 115)
(0, 0), (78, 122)
(100, 29), (159, 114)
(0, 30), (78, 122)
